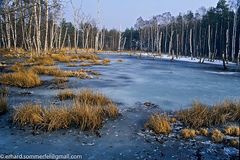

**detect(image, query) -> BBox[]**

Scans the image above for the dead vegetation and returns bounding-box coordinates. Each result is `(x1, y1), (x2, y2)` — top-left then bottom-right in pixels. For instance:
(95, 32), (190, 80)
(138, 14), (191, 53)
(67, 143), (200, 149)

(224, 126), (240, 136)
(58, 89), (76, 101)
(211, 129), (224, 143)
(13, 89), (119, 132)
(13, 104), (45, 127)
(44, 106), (72, 131)
(0, 71), (41, 88)
(10, 62), (25, 72)
(177, 100), (240, 129)
(31, 66), (90, 79)
(181, 129), (196, 139)
(75, 89), (112, 106)
(199, 128), (209, 136)
(145, 114), (172, 135)
(0, 87), (8, 115)
(51, 54), (72, 62)
(26, 56), (55, 66)
(52, 77), (69, 88)
(102, 58), (111, 65)
(229, 139), (239, 148)
(50, 53), (99, 63)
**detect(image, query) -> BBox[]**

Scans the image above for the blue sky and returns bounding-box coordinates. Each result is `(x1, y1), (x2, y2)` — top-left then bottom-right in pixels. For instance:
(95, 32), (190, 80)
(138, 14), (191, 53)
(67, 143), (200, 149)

(64, 0), (219, 30)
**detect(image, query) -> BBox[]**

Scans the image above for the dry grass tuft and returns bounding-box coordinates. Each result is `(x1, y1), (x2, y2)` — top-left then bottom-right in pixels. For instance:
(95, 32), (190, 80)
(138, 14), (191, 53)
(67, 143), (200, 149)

(13, 90), (119, 132)
(211, 100), (240, 125)
(26, 56), (55, 66)
(51, 54), (72, 62)
(75, 89), (112, 106)
(44, 106), (72, 131)
(181, 129), (196, 139)
(13, 104), (44, 127)
(177, 101), (210, 128)
(229, 139), (239, 148)
(211, 129), (224, 143)
(224, 126), (240, 136)
(199, 128), (209, 136)
(10, 62), (25, 72)
(169, 117), (177, 123)
(177, 100), (240, 129)
(71, 102), (103, 131)
(31, 66), (66, 77)
(31, 66), (90, 79)
(78, 53), (99, 61)
(58, 89), (76, 101)
(0, 71), (41, 88)
(145, 114), (172, 135)
(52, 77), (69, 88)
(74, 89), (119, 120)
(102, 58), (111, 65)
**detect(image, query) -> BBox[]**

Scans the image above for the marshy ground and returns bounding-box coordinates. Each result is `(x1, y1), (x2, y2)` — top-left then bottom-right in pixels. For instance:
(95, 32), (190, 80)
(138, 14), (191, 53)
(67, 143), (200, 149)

(0, 51), (239, 160)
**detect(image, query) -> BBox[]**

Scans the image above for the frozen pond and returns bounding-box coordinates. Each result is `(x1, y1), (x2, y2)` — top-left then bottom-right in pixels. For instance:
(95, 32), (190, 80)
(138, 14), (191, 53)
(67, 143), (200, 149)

(8, 53), (240, 110)
(1, 53), (240, 159)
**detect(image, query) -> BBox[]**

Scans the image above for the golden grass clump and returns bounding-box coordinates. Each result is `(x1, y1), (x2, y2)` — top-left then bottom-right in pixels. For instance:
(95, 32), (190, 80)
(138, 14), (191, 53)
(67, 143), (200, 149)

(58, 89), (76, 101)
(52, 77), (68, 88)
(74, 89), (119, 119)
(75, 89), (112, 106)
(31, 66), (90, 79)
(224, 126), (240, 136)
(13, 104), (44, 127)
(169, 117), (177, 123)
(177, 100), (240, 129)
(78, 53), (99, 61)
(145, 114), (172, 135)
(71, 103), (103, 131)
(177, 101), (210, 129)
(199, 128), (209, 136)
(44, 107), (72, 131)
(31, 66), (66, 77)
(181, 129), (196, 139)
(211, 100), (240, 125)
(10, 62), (25, 72)
(0, 71), (41, 88)
(102, 58), (111, 65)
(230, 139), (239, 148)
(211, 129), (224, 143)
(26, 56), (55, 66)
(13, 90), (119, 132)
(51, 54), (72, 62)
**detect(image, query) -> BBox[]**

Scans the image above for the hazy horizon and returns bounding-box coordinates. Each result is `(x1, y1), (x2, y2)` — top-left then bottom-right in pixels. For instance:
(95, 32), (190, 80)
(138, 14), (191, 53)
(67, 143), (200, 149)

(64, 0), (219, 30)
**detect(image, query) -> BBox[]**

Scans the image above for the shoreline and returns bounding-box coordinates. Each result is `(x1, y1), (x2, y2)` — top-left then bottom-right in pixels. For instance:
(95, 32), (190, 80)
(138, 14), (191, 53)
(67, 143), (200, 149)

(100, 51), (239, 69)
